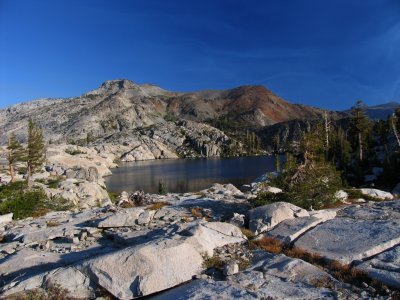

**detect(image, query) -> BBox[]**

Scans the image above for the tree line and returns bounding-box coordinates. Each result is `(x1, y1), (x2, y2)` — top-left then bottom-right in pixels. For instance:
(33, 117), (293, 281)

(259, 100), (400, 209)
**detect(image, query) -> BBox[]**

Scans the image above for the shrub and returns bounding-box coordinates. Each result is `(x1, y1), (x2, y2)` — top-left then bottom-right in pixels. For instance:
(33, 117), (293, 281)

(35, 176), (63, 189)
(0, 181), (72, 219)
(65, 147), (86, 156)
(107, 191), (119, 203)
(0, 187), (48, 219)
(47, 177), (63, 189)
(45, 195), (73, 212)
(256, 153), (343, 210)
(250, 191), (286, 208)
(345, 188), (377, 202)
(158, 181), (168, 195)
(202, 253), (225, 269)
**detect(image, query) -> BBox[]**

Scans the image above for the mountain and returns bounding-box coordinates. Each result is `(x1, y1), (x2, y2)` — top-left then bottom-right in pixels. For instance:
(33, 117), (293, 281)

(166, 85), (336, 127)
(0, 79), (339, 159)
(364, 102), (400, 120)
(343, 102), (400, 120)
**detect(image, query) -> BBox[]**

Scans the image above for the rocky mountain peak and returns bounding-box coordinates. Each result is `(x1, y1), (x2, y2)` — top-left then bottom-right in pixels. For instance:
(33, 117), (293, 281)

(85, 79), (139, 96)
(100, 79), (137, 90)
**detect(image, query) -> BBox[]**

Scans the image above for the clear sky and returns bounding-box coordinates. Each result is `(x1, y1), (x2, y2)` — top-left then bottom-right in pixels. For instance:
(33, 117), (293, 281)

(1, 0), (399, 110)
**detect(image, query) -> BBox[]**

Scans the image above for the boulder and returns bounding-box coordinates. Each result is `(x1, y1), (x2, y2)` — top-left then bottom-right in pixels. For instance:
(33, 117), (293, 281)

(224, 262), (239, 276)
(78, 222), (245, 299)
(137, 210), (156, 225)
(250, 251), (335, 286)
(248, 202), (309, 234)
(152, 271), (339, 300)
(43, 267), (95, 299)
(392, 183), (400, 196)
(337, 200), (400, 220)
(149, 279), (258, 300)
(358, 245), (400, 289)
(53, 179), (111, 208)
(266, 186), (283, 194)
(360, 188), (393, 200)
(0, 213), (13, 224)
(229, 213), (245, 227)
(73, 181), (111, 208)
(294, 217), (400, 264)
(204, 183), (244, 197)
(66, 166), (100, 183)
(266, 209), (337, 243)
(335, 190), (348, 202)
(97, 208), (145, 228)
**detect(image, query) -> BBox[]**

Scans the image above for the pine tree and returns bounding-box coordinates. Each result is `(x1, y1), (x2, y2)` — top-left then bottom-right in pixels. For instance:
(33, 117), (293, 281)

(26, 119), (46, 188)
(349, 100), (371, 161)
(7, 133), (26, 182)
(337, 127), (352, 168)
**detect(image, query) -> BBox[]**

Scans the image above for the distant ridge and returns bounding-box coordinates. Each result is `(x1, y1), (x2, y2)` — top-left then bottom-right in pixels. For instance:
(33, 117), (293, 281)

(365, 102), (399, 120)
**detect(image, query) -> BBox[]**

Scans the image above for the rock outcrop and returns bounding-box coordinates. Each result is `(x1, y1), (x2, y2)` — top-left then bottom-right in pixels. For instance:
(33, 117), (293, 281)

(247, 202), (309, 234)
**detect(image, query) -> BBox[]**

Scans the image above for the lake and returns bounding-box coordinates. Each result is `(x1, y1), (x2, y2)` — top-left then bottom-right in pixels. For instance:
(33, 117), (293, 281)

(106, 155), (279, 194)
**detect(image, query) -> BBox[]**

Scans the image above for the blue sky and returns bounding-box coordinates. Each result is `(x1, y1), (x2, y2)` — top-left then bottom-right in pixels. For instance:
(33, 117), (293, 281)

(1, 0), (399, 110)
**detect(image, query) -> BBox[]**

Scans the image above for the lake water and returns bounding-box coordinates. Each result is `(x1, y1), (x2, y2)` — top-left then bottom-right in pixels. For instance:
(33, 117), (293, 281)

(105, 156), (278, 194)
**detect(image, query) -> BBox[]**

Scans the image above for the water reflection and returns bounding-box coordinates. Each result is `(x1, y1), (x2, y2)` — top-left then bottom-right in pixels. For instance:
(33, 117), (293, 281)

(105, 156), (278, 194)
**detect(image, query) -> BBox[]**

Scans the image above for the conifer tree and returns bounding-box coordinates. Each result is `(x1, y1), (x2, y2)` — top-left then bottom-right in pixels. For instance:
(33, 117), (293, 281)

(7, 133), (26, 182)
(26, 119), (46, 188)
(349, 100), (371, 161)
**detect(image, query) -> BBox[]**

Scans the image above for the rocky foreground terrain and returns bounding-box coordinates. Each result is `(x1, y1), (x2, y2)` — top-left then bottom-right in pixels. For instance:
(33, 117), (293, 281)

(1, 176), (400, 299)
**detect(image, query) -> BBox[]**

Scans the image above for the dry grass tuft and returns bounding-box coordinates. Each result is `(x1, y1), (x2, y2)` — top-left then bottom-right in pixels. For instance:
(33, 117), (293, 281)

(286, 246), (325, 266)
(32, 208), (50, 218)
(309, 275), (335, 289)
(10, 284), (69, 300)
(240, 228), (255, 239)
(328, 260), (370, 284)
(248, 238), (388, 292)
(119, 201), (134, 208)
(148, 202), (169, 210)
(181, 216), (192, 223)
(249, 236), (283, 254)
(46, 220), (60, 227)
(190, 207), (203, 218)
(237, 257), (251, 271)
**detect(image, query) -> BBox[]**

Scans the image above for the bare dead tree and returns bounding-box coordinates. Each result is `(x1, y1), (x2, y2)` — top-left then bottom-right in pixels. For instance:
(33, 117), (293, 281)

(391, 113), (400, 147)
(324, 111), (331, 157)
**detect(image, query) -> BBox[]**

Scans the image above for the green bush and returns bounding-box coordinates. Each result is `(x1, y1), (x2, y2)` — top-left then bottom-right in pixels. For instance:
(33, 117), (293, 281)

(0, 181), (72, 219)
(251, 191), (286, 208)
(0, 185), (48, 219)
(108, 191), (119, 203)
(253, 125), (344, 210)
(65, 147), (86, 155)
(35, 176), (63, 189)
(158, 181), (168, 195)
